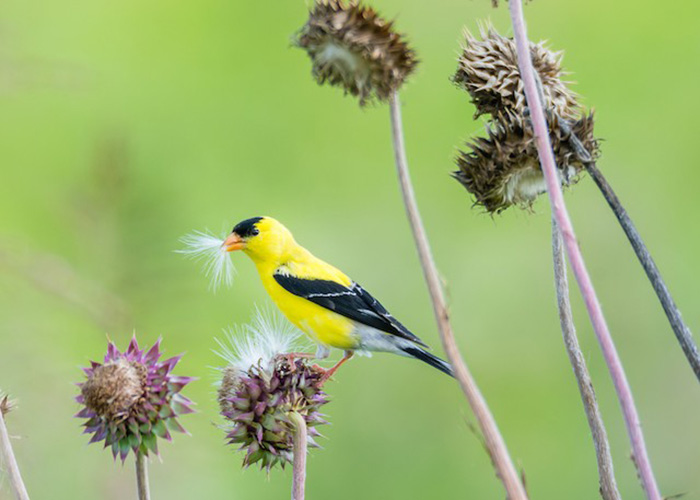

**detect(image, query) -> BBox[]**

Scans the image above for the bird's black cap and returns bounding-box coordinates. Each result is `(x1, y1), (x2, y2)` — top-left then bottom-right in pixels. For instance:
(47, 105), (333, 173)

(232, 217), (263, 238)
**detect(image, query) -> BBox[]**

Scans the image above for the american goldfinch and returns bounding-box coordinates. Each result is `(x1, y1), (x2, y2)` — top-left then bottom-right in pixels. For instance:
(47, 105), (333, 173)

(222, 216), (453, 380)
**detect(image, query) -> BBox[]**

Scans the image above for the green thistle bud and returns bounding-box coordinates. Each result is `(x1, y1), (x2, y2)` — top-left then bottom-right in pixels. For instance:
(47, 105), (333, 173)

(294, 0), (418, 105)
(216, 310), (330, 471)
(75, 336), (195, 462)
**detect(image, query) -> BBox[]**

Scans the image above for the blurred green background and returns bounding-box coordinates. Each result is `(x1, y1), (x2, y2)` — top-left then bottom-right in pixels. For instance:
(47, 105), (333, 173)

(1, 0), (698, 498)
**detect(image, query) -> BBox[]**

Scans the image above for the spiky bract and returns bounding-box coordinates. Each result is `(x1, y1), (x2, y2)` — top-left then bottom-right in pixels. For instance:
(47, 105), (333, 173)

(453, 25), (579, 119)
(75, 337), (195, 462)
(454, 112), (598, 213)
(295, 0), (418, 105)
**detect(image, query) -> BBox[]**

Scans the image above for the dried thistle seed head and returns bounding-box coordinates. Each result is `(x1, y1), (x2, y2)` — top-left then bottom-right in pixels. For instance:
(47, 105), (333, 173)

(216, 311), (329, 471)
(81, 358), (146, 420)
(454, 112), (598, 213)
(75, 337), (195, 462)
(0, 392), (16, 416)
(295, 0), (418, 105)
(453, 25), (579, 119)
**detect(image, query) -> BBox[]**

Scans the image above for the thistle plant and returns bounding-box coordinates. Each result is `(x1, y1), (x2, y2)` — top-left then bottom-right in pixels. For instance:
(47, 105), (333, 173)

(453, 25), (619, 499)
(0, 391), (29, 500)
(294, 2), (527, 498)
(75, 337), (195, 500)
(455, 18), (700, 386)
(216, 311), (329, 476)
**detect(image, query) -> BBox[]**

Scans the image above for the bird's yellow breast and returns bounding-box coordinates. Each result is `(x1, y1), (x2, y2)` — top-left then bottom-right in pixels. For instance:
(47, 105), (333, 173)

(255, 260), (359, 350)
(240, 218), (362, 350)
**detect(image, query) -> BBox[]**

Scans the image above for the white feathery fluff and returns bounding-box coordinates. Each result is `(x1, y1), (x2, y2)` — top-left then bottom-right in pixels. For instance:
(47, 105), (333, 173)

(215, 306), (305, 374)
(177, 230), (235, 291)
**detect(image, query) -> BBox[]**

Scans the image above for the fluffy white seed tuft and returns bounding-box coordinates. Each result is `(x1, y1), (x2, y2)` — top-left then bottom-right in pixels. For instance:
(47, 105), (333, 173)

(177, 230), (235, 291)
(215, 306), (305, 374)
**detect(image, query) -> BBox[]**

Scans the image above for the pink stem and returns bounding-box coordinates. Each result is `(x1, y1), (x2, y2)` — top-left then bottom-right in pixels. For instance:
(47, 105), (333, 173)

(389, 92), (527, 499)
(135, 452), (151, 500)
(507, 2), (661, 498)
(0, 409), (30, 500)
(290, 411), (307, 500)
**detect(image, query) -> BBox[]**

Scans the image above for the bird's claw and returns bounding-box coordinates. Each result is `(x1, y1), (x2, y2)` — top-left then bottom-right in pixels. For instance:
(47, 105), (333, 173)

(282, 352), (315, 372)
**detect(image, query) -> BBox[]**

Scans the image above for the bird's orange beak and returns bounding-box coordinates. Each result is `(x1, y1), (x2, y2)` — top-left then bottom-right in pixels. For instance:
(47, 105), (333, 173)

(223, 233), (245, 252)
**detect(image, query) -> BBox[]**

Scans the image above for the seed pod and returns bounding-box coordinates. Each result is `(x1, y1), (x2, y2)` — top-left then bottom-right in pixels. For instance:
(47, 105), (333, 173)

(454, 111), (598, 213)
(295, 0), (418, 105)
(453, 25), (579, 120)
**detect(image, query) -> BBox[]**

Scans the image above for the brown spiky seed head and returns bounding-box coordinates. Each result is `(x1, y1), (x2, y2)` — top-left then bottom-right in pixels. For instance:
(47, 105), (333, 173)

(454, 111), (598, 213)
(295, 0), (418, 105)
(0, 393), (16, 416)
(453, 25), (579, 119)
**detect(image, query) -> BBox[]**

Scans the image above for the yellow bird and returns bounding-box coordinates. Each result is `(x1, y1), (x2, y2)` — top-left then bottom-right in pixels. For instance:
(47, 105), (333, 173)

(222, 216), (453, 381)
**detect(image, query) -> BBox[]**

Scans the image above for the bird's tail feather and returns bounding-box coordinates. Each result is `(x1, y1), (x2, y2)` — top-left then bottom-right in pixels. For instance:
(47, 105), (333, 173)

(401, 346), (454, 377)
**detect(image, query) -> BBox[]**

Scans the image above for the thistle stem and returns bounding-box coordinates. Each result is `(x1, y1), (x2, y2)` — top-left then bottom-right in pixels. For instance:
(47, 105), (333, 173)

(389, 91), (527, 500)
(558, 118), (700, 382)
(289, 411), (307, 500)
(508, 1), (661, 498)
(585, 161), (700, 381)
(552, 217), (621, 500)
(0, 409), (30, 500)
(135, 452), (151, 500)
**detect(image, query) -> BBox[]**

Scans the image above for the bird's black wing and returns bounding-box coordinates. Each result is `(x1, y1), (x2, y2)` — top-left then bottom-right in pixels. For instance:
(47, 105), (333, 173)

(273, 273), (428, 347)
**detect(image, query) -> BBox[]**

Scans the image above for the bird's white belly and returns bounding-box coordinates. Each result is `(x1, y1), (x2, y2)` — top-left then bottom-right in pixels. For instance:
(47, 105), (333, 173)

(351, 323), (414, 356)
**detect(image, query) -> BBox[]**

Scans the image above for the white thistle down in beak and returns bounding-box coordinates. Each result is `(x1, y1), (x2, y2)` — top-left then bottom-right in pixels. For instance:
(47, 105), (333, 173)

(177, 230), (236, 291)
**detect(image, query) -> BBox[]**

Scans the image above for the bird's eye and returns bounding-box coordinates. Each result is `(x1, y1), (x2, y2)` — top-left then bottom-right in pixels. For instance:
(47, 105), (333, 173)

(251, 228), (259, 236)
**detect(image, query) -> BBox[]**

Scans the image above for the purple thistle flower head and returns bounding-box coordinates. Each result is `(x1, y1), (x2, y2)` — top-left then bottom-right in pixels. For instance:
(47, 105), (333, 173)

(216, 310), (330, 471)
(75, 336), (195, 463)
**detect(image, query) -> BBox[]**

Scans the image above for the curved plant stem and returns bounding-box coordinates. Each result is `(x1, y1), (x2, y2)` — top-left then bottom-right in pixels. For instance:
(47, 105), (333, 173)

(560, 118), (700, 382)
(289, 411), (307, 500)
(584, 162), (700, 381)
(552, 217), (621, 500)
(0, 409), (30, 500)
(389, 91), (527, 500)
(508, 1), (661, 498)
(135, 453), (151, 500)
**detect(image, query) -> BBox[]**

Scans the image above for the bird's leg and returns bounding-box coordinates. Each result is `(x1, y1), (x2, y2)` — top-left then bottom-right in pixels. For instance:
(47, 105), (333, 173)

(283, 345), (331, 372)
(316, 350), (354, 386)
